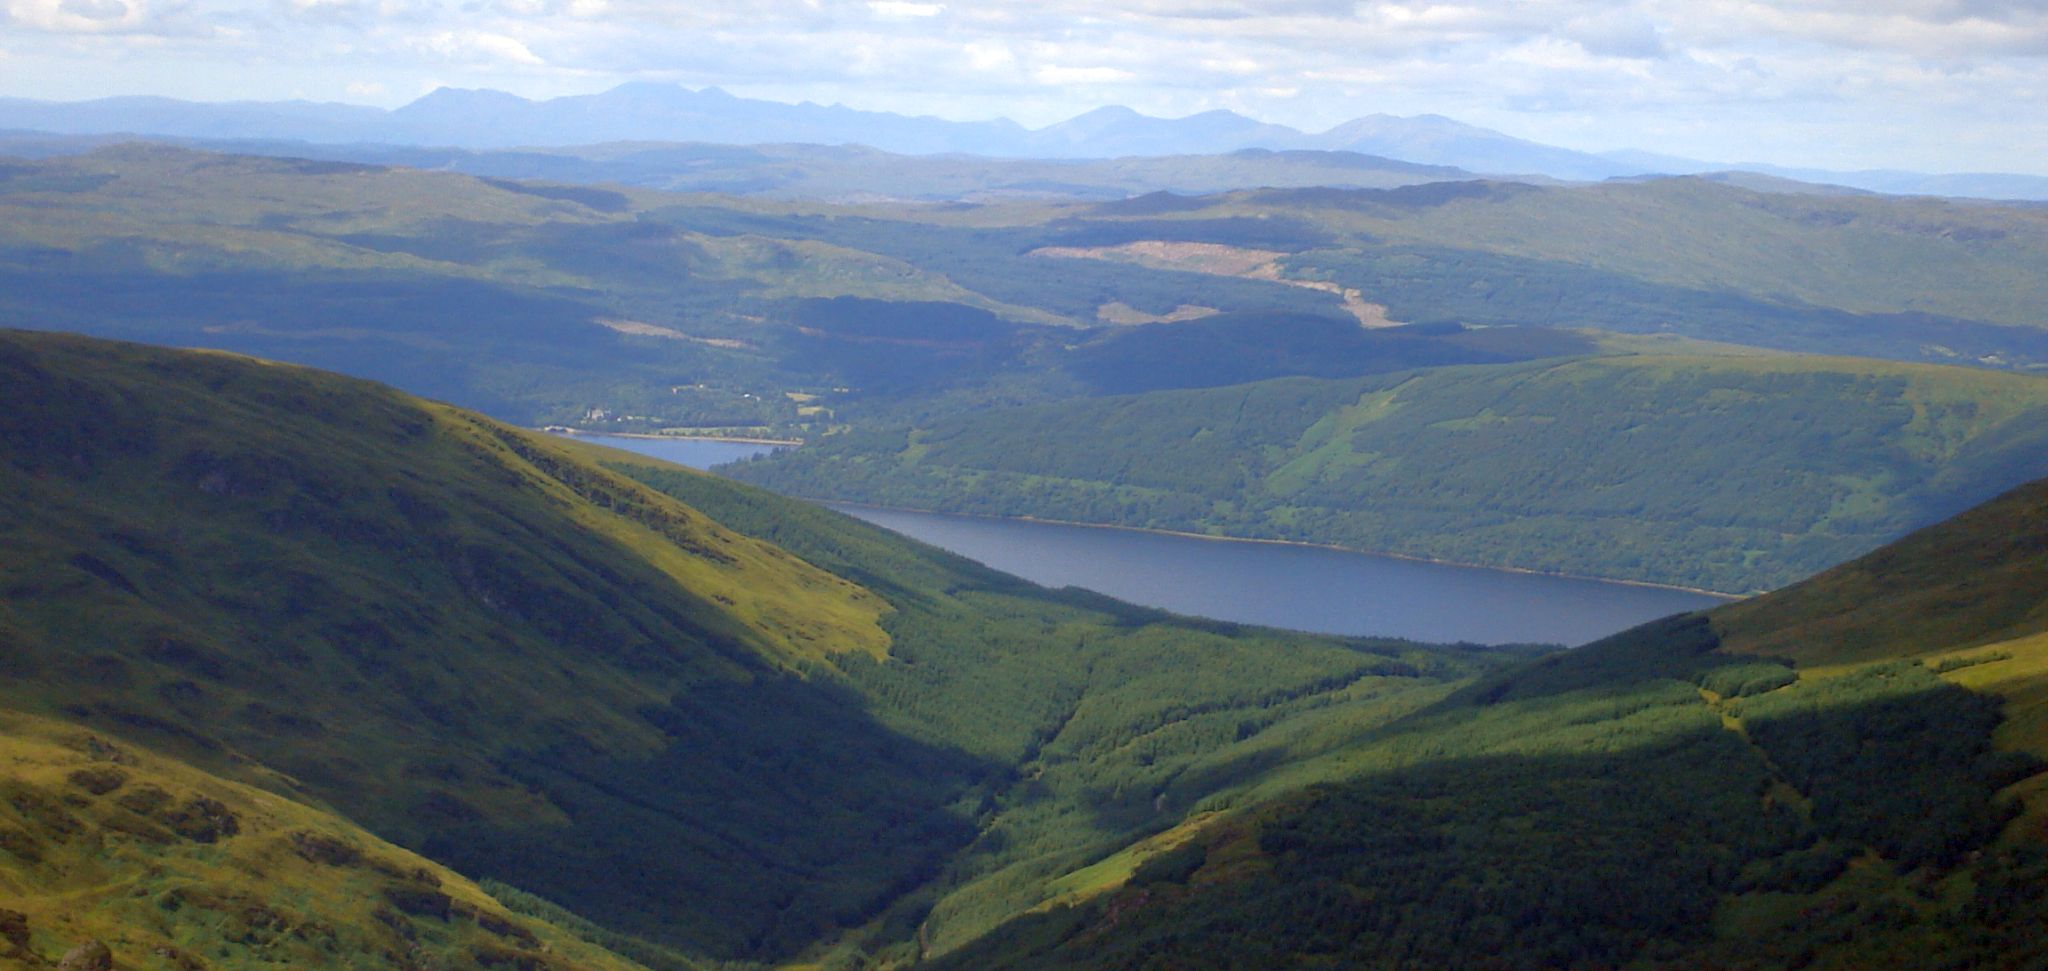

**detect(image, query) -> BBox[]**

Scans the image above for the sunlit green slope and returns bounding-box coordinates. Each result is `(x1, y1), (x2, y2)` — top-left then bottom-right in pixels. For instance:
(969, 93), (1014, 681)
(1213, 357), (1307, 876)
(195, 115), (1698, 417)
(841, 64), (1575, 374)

(936, 475), (2048, 970)
(734, 352), (2048, 594)
(0, 329), (1516, 966)
(0, 707), (650, 971)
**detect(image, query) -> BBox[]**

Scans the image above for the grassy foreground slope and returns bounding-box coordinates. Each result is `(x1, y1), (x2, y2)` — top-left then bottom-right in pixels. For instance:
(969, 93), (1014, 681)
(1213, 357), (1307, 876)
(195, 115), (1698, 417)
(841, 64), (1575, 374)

(940, 477), (2048, 970)
(0, 329), (1516, 965)
(0, 708), (647, 971)
(734, 352), (2048, 593)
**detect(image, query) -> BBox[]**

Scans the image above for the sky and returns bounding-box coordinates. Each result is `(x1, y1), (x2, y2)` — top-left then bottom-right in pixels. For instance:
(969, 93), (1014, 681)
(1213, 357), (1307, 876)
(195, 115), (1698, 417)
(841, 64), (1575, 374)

(2, 0), (2045, 174)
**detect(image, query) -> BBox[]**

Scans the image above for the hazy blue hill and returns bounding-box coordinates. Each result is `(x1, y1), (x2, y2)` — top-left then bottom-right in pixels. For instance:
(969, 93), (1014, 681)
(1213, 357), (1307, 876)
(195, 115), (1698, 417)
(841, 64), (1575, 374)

(1312, 112), (1630, 179)
(0, 94), (390, 142)
(1025, 106), (1303, 157)
(7, 86), (2044, 198)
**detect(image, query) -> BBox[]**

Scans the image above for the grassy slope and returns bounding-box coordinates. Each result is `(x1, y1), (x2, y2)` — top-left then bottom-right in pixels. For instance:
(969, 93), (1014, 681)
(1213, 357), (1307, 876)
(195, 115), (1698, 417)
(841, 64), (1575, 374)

(940, 475), (2048, 971)
(0, 330), (1522, 965)
(732, 352), (2048, 594)
(1714, 476), (2048, 665)
(0, 707), (650, 971)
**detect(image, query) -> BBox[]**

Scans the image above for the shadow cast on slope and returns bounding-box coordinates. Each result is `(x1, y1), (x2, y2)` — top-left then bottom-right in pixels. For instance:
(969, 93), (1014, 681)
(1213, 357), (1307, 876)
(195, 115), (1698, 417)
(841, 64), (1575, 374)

(427, 672), (993, 960)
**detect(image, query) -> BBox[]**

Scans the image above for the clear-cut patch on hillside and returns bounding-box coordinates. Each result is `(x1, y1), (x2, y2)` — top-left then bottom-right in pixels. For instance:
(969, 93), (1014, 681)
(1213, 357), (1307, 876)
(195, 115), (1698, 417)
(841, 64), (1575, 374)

(1032, 240), (1400, 328)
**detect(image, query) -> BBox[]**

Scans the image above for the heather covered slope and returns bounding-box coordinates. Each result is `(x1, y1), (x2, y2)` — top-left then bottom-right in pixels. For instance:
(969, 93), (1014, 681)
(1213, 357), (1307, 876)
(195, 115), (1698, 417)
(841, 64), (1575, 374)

(0, 330), (1510, 965)
(0, 708), (649, 971)
(936, 477), (2048, 971)
(1714, 475), (2048, 665)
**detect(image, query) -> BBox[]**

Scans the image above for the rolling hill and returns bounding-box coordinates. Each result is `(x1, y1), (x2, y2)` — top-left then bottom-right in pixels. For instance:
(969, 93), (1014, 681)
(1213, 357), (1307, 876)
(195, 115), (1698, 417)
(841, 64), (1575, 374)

(5, 145), (2048, 449)
(732, 351), (2048, 594)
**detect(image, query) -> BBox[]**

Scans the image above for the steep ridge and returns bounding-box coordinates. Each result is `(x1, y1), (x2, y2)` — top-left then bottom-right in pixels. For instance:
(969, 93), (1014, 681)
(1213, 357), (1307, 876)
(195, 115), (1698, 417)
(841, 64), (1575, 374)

(938, 475), (2048, 969)
(0, 330), (1515, 965)
(0, 328), (930, 959)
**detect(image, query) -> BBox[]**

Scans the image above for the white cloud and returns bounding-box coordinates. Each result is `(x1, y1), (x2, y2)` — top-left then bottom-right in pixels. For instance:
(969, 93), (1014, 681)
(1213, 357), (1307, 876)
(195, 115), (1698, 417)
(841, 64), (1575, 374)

(868, 0), (942, 17)
(6, 0), (147, 32)
(414, 29), (545, 65)
(1032, 64), (1137, 84)
(964, 41), (1015, 71)
(1202, 54), (1262, 75)
(345, 79), (388, 98)
(1563, 10), (1667, 59)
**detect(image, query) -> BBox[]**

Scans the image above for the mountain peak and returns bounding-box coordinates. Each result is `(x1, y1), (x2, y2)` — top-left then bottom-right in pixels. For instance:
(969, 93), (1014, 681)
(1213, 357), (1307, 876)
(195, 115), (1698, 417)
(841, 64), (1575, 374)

(1068, 105), (1144, 122)
(402, 86), (533, 109)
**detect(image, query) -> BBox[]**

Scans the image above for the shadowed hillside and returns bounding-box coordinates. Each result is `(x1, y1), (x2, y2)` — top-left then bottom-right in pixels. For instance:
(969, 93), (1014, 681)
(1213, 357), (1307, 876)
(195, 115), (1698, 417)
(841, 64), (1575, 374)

(0, 329), (1511, 965)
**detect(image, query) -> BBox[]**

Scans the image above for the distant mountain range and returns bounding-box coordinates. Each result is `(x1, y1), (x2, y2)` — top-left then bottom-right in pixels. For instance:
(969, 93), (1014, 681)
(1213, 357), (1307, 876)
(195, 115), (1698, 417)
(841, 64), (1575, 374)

(4, 82), (2046, 200)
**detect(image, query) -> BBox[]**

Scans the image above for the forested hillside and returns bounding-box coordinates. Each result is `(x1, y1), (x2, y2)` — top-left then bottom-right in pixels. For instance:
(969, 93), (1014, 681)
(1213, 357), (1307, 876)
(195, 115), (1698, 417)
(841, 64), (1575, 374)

(939, 477), (2048, 970)
(734, 352), (2048, 593)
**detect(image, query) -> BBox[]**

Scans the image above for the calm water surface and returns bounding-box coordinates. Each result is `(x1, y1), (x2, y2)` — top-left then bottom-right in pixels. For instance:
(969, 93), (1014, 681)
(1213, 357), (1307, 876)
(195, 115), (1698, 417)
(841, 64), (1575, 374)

(574, 433), (1729, 646)
(827, 505), (1726, 646)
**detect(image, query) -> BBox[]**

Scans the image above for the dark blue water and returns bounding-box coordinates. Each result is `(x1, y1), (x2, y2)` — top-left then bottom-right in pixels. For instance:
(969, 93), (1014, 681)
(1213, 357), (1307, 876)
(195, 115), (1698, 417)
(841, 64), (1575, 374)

(825, 505), (1726, 646)
(578, 433), (1729, 646)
